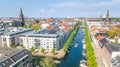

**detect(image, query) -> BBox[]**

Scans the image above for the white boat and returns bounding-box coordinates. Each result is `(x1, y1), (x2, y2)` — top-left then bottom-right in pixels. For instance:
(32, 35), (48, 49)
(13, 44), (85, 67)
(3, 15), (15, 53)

(80, 60), (87, 67)
(67, 51), (70, 53)
(82, 50), (87, 56)
(74, 43), (78, 48)
(83, 45), (86, 49)
(54, 60), (61, 64)
(82, 40), (86, 44)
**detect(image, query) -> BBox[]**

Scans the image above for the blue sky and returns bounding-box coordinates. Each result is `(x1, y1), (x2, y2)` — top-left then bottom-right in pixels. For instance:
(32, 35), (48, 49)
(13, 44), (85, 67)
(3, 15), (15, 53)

(0, 0), (120, 17)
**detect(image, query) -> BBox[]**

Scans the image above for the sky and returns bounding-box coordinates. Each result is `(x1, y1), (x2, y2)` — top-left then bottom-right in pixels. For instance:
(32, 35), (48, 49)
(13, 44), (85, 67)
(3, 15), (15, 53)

(0, 0), (120, 17)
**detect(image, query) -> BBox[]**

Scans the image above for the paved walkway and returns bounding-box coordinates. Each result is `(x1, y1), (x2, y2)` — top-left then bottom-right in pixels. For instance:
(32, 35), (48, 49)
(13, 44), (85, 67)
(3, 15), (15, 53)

(32, 49), (66, 59)
(91, 42), (105, 67)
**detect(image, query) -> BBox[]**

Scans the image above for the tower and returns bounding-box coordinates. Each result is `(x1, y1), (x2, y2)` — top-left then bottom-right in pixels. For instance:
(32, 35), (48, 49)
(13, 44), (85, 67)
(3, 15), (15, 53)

(106, 9), (110, 22)
(19, 7), (25, 22)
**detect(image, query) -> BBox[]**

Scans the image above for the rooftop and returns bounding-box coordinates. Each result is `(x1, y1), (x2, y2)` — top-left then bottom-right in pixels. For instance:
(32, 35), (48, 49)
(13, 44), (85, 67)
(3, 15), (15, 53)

(21, 30), (59, 38)
(111, 55), (120, 67)
(0, 48), (31, 67)
(3, 27), (33, 36)
(0, 48), (22, 62)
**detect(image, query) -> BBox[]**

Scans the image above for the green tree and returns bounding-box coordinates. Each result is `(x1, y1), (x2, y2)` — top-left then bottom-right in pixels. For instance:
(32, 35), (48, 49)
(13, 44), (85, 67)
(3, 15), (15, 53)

(12, 44), (17, 48)
(4, 44), (8, 48)
(41, 48), (45, 53)
(21, 45), (25, 49)
(62, 22), (81, 52)
(40, 57), (56, 67)
(51, 48), (55, 55)
(30, 46), (35, 52)
(84, 20), (97, 67)
(31, 24), (40, 30)
(107, 30), (116, 38)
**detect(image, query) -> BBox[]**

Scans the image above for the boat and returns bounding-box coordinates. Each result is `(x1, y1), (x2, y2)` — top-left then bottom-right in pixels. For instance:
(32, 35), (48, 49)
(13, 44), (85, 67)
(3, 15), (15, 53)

(82, 49), (87, 56)
(67, 51), (70, 53)
(74, 43), (78, 48)
(54, 60), (61, 64)
(82, 39), (86, 44)
(71, 43), (73, 45)
(83, 45), (86, 49)
(80, 60), (87, 67)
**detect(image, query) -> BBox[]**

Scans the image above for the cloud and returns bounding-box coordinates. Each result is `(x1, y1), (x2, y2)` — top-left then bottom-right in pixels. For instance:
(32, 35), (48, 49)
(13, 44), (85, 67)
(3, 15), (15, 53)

(37, 0), (120, 17)
(91, 0), (120, 7)
(39, 9), (46, 13)
(53, 1), (83, 8)
(53, 0), (120, 9)
(50, 8), (57, 13)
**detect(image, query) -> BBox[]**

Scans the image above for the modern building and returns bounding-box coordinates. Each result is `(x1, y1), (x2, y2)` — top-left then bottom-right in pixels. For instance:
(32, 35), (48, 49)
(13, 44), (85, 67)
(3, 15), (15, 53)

(20, 22), (73, 51)
(20, 28), (63, 51)
(0, 48), (32, 67)
(111, 55), (120, 67)
(1, 27), (33, 47)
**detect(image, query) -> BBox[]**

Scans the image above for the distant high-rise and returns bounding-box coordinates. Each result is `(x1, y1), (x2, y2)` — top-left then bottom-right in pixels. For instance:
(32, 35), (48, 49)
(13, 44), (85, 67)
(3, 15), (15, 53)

(106, 9), (110, 22)
(19, 7), (24, 22)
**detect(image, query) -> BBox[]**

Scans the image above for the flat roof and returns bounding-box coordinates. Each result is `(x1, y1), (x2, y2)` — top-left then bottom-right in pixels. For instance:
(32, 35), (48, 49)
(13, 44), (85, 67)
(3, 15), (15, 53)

(3, 28), (33, 36)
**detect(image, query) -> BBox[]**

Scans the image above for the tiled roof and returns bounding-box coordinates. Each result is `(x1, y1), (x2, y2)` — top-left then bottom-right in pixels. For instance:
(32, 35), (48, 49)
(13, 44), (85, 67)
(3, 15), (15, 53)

(46, 26), (53, 30)
(96, 35), (105, 41)
(64, 26), (71, 32)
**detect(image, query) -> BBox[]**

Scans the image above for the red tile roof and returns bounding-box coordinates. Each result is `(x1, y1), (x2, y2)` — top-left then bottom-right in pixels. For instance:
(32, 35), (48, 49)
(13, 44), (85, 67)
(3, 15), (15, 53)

(96, 35), (105, 41)
(64, 26), (71, 32)
(46, 26), (53, 30)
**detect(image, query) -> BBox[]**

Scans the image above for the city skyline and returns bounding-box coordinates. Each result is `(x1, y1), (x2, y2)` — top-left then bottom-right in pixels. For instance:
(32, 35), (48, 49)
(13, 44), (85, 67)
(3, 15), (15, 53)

(0, 0), (120, 17)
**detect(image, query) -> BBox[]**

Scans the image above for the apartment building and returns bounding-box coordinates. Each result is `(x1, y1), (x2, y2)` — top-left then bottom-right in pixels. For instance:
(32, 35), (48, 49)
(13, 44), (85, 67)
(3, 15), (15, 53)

(20, 29), (67, 51)
(1, 27), (33, 47)
(0, 48), (33, 67)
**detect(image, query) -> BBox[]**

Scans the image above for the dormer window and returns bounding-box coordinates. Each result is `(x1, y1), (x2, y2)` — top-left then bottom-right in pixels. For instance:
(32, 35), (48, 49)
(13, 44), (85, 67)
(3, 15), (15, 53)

(2, 63), (5, 66)
(5, 61), (9, 64)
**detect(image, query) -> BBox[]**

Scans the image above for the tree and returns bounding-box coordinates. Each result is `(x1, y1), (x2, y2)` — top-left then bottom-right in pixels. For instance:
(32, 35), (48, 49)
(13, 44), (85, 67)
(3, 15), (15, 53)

(31, 24), (40, 30)
(51, 48), (55, 55)
(41, 48), (45, 53)
(40, 57), (56, 67)
(21, 45), (25, 49)
(4, 44), (8, 48)
(30, 46), (35, 52)
(12, 44), (17, 48)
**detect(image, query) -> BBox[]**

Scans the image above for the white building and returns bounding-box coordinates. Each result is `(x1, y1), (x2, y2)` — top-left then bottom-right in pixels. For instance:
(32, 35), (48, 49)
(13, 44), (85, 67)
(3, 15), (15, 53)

(1, 27), (33, 47)
(20, 23), (70, 51)
(20, 33), (60, 51)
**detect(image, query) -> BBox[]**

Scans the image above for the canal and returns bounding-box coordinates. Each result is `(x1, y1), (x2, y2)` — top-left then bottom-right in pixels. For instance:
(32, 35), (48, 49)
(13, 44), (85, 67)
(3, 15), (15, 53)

(58, 28), (84, 67)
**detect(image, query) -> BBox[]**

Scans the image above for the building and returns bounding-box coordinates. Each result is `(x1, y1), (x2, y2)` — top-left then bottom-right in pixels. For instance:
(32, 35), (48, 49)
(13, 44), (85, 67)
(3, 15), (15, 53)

(12, 7), (25, 27)
(20, 28), (63, 51)
(19, 7), (25, 22)
(1, 28), (33, 47)
(111, 55), (120, 67)
(0, 48), (32, 67)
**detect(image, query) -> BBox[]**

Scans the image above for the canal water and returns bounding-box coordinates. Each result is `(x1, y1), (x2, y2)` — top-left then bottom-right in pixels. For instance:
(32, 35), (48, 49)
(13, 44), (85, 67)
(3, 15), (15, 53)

(58, 28), (84, 67)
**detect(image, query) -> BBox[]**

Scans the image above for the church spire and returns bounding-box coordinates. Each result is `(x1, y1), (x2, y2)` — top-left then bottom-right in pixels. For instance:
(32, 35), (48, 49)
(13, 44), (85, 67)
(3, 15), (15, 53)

(19, 7), (24, 22)
(106, 9), (110, 22)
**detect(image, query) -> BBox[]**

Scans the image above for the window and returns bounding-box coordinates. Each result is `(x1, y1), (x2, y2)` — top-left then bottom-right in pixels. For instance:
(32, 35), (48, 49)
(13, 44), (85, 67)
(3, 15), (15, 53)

(3, 37), (6, 42)
(0, 65), (2, 67)
(5, 61), (9, 64)
(14, 56), (17, 59)
(2, 63), (5, 66)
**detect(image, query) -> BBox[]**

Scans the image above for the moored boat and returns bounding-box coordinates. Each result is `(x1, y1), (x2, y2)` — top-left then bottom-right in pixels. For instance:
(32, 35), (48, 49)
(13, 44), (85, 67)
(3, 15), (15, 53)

(74, 43), (78, 48)
(54, 60), (61, 64)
